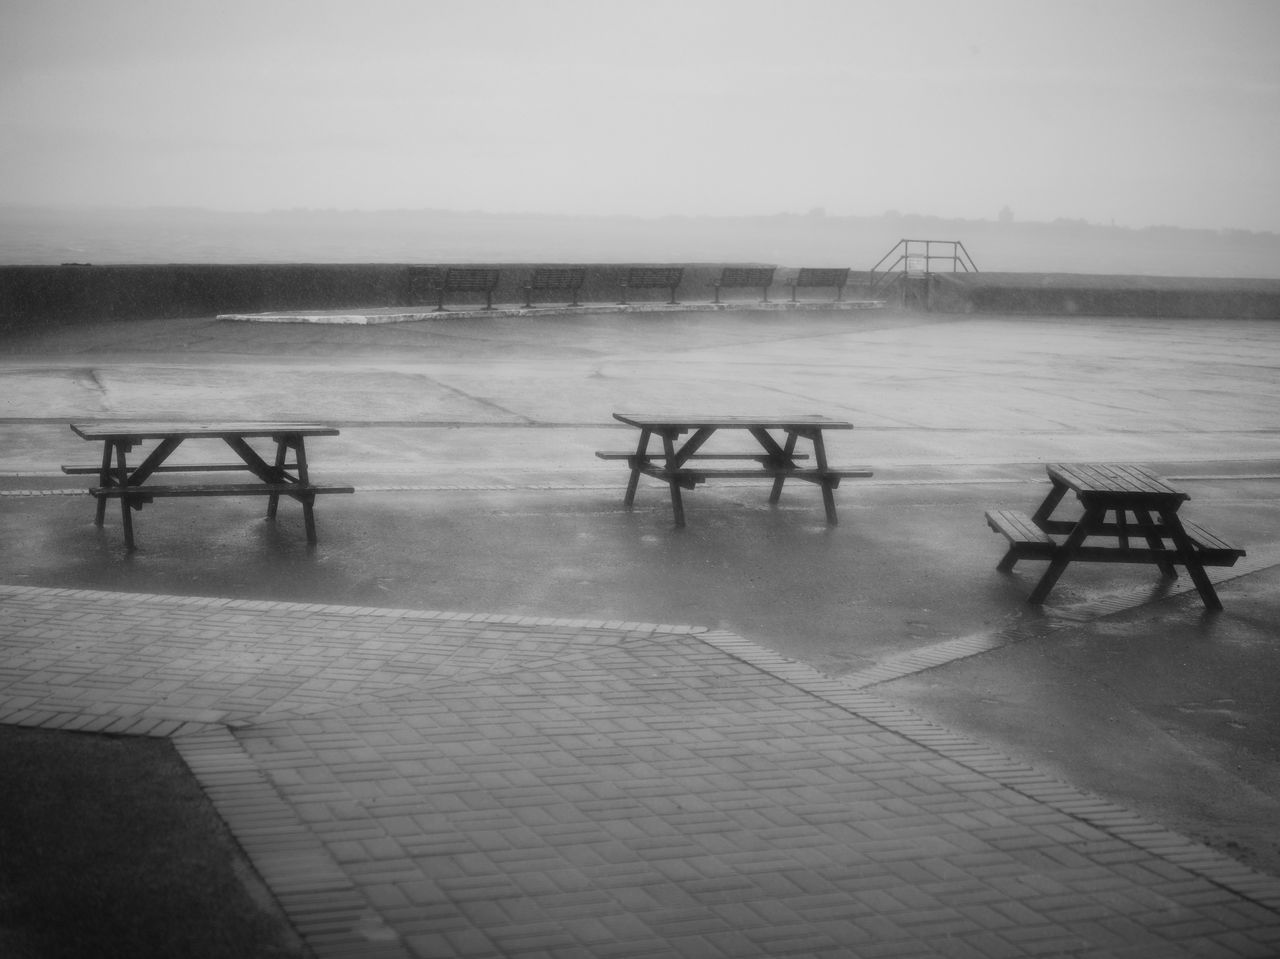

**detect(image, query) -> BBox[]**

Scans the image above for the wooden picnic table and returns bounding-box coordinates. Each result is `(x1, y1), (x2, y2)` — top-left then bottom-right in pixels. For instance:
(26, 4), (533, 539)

(986, 463), (1245, 610)
(598, 413), (872, 526)
(64, 422), (353, 549)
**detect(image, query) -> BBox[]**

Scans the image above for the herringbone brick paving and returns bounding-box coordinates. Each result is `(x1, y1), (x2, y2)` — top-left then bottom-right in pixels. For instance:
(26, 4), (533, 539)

(2, 583), (1280, 957)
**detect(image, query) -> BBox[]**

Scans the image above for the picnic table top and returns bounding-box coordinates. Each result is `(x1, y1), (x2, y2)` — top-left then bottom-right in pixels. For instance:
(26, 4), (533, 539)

(613, 413), (853, 431)
(1047, 463), (1189, 503)
(70, 422), (341, 441)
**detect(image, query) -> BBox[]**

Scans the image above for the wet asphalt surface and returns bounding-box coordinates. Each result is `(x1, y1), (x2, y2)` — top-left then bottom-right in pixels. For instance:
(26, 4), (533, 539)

(2, 307), (1278, 874)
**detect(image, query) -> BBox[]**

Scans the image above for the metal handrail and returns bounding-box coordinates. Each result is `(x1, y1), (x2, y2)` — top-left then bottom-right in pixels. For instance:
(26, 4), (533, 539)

(869, 239), (978, 293)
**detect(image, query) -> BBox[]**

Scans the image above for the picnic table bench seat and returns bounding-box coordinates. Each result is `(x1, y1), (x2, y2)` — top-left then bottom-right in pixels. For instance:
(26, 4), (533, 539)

(595, 450), (810, 462)
(655, 465), (872, 483)
(88, 483), (354, 501)
(986, 508), (1245, 569)
(985, 509), (1059, 570)
(63, 462), (300, 475)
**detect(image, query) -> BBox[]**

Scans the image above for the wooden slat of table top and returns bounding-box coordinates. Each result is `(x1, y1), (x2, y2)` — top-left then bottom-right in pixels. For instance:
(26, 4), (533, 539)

(70, 422), (340, 441)
(613, 413), (853, 430)
(1047, 463), (1188, 501)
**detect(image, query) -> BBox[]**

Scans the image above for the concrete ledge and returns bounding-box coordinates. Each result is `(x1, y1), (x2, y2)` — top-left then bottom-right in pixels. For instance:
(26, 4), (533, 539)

(217, 300), (887, 324)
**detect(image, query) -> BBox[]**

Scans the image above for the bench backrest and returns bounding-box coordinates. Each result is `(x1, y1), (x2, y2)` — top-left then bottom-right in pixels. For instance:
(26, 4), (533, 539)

(623, 267), (684, 288)
(528, 267), (586, 290)
(442, 267), (501, 291)
(717, 266), (775, 287)
(793, 267), (850, 288)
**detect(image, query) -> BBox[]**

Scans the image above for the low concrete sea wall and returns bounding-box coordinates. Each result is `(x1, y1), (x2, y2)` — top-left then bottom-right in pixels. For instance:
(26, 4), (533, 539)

(924, 272), (1280, 319)
(3, 262), (1279, 335)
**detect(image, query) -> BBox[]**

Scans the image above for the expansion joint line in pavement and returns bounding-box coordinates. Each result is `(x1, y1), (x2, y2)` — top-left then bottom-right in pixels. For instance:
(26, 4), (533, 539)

(835, 543), (1280, 691)
(5, 582), (1280, 957)
(689, 625), (1280, 915)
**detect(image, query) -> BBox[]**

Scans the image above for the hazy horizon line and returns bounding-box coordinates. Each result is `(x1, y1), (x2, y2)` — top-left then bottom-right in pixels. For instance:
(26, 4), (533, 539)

(4, 203), (1277, 237)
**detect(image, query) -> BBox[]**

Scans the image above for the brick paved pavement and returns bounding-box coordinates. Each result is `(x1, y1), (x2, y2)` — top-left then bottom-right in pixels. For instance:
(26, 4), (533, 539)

(3, 583), (1280, 958)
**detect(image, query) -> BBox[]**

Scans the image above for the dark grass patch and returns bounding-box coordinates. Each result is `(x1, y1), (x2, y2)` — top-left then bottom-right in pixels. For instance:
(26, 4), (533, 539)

(0, 725), (310, 959)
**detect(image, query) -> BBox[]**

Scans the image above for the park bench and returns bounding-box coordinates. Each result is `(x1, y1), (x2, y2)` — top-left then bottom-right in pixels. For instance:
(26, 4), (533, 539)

(788, 267), (851, 302)
(524, 267), (587, 307)
(431, 267), (502, 311)
(712, 266), (776, 304)
(618, 267), (684, 305)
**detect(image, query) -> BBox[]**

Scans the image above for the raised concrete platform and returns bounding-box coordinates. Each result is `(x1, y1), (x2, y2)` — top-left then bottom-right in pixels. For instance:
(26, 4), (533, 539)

(217, 300), (887, 325)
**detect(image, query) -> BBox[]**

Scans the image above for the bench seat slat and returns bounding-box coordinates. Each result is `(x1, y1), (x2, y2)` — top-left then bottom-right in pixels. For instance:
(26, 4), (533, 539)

(986, 509), (1055, 546)
(642, 466), (872, 481)
(987, 509), (1245, 567)
(595, 450), (810, 462)
(65, 463), (299, 475)
(1181, 519), (1246, 565)
(70, 422), (337, 441)
(90, 484), (354, 498)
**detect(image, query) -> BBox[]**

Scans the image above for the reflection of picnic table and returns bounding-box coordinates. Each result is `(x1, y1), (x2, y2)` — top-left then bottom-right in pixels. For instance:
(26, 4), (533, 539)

(598, 413), (872, 526)
(987, 463), (1245, 609)
(64, 422), (353, 549)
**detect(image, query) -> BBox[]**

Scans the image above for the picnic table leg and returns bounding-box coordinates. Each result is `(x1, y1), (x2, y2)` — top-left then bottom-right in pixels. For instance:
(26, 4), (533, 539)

(293, 437), (319, 544)
(810, 431), (838, 524)
(266, 436), (288, 519)
(94, 441), (111, 526)
(1135, 508), (1177, 578)
(1031, 481), (1068, 527)
(113, 441), (136, 551)
(661, 432), (686, 526)
(1162, 509), (1222, 610)
(624, 429), (649, 508)
(1028, 503), (1103, 604)
(768, 432), (799, 505)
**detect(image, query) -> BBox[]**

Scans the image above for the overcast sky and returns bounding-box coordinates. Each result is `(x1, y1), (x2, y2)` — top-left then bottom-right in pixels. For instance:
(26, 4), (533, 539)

(1, 0), (1277, 231)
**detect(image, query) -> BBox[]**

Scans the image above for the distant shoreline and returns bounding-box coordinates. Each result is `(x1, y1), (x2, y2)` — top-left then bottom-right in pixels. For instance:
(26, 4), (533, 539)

(3, 206), (1279, 279)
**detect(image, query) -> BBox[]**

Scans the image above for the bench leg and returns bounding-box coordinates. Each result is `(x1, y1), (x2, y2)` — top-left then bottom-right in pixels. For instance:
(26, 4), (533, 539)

(110, 441), (138, 550)
(623, 429), (650, 508)
(267, 437), (288, 519)
(302, 494), (318, 544)
(768, 432), (799, 505)
(119, 499), (136, 550)
(624, 468), (641, 507)
(808, 431), (838, 524)
(1028, 505), (1101, 604)
(1135, 508), (1177, 577)
(1163, 510), (1222, 611)
(820, 480), (838, 525)
(996, 548), (1020, 573)
(93, 442), (112, 525)
(662, 432), (685, 527)
(668, 482), (685, 527)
